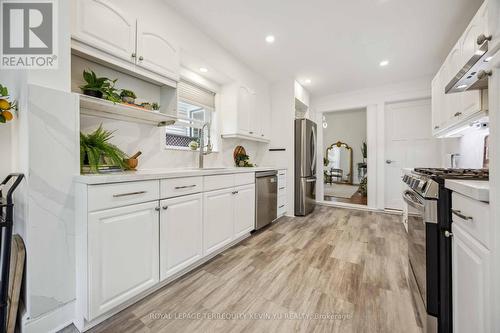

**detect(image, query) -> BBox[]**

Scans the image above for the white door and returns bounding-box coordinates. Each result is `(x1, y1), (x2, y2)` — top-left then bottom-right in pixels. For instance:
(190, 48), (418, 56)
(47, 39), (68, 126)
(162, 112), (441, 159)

(384, 99), (441, 210)
(452, 224), (491, 333)
(136, 20), (180, 80)
(233, 184), (256, 238)
(203, 188), (234, 255)
(88, 201), (159, 319)
(71, 0), (136, 63)
(160, 194), (203, 281)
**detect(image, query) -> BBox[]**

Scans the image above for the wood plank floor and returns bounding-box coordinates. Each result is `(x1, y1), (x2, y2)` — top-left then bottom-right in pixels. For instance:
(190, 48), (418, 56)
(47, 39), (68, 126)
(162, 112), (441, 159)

(87, 205), (421, 333)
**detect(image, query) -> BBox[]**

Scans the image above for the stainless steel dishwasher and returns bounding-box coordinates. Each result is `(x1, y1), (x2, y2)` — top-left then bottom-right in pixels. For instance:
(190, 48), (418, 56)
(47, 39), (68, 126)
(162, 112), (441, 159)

(255, 170), (278, 230)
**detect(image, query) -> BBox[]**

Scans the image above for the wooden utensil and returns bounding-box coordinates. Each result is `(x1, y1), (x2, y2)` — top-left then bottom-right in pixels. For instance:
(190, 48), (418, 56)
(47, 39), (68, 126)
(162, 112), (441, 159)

(130, 151), (142, 159)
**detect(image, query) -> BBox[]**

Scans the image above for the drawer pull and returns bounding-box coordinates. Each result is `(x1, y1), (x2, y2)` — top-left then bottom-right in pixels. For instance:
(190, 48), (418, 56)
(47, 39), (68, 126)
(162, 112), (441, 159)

(452, 209), (473, 221)
(279, 205), (285, 208)
(162, 206), (168, 210)
(155, 207), (160, 212)
(174, 185), (197, 190)
(279, 187), (285, 190)
(113, 190), (147, 198)
(232, 191), (239, 195)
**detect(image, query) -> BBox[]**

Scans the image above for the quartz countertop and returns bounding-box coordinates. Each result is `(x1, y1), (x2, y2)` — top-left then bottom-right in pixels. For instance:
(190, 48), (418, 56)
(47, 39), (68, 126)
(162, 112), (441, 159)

(74, 166), (283, 185)
(445, 179), (489, 202)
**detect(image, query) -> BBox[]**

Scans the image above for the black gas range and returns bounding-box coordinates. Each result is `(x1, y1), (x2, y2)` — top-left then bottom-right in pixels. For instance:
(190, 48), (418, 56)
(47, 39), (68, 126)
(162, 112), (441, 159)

(402, 168), (489, 333)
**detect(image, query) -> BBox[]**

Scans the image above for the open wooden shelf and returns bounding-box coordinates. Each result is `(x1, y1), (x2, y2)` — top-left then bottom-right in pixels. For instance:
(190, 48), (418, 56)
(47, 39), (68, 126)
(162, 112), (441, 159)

(79, 94), (203, 128)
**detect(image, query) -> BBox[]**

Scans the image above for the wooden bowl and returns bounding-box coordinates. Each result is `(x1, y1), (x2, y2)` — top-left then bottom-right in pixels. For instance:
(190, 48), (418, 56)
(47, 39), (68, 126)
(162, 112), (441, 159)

(124, 158), (138, 170)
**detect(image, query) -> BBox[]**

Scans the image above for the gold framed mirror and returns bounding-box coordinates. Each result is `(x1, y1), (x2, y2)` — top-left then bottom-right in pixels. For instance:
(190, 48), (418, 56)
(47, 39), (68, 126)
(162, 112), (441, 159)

(325, 141), (353, 184)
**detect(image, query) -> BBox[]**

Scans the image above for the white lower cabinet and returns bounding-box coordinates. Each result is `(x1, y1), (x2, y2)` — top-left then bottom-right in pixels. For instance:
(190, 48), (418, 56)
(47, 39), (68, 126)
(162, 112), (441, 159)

(233, 184), (256, 239)
(88, 201), (160, 320)
(160, 193), (203, 281)
(203, 188), (235, 255)
(452, 223), (490, 333)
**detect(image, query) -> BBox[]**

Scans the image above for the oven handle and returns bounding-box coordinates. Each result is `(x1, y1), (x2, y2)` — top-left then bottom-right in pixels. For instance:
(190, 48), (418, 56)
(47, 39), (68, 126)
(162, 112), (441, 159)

(403, 190), (424, 211)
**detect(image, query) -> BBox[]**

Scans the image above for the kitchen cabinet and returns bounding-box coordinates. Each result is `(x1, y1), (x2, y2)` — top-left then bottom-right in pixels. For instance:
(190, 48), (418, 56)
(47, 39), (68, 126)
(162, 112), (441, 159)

(87, 201), (159, 319)
(220, 83), (270, 142)
(71, 0), (136, 63)
(71, 0), (180, 82)
(160, 193), (203, 281)
(277, 169), (287, 217)
(203, 188), (235, 255)
(233, 184), (256, 238)
(430, 1), (488, 137)
(452, 223), (490, 333)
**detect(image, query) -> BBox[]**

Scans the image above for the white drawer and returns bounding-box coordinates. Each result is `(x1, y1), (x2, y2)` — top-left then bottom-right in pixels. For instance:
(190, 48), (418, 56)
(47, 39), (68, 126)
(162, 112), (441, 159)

(234, 172), (255, 186)
(452, 192), (490, 248)
(160, 177), (203, 199)
(204, 174), (234, 192)
(277, 196), (287, 216)
(88, 180), (159, 211)
(278, 175), (286, 188)
(277, 170), (286, 177)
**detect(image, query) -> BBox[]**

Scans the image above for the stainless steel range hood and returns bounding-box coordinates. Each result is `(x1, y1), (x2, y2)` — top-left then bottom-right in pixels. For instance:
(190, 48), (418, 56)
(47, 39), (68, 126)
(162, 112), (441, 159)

(445, 36), (492, 94)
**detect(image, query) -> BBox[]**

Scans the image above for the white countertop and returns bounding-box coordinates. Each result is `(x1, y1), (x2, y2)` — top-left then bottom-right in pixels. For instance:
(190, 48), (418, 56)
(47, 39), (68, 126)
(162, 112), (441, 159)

(74, 166), (283, 185)
(445, 179), (489, 202)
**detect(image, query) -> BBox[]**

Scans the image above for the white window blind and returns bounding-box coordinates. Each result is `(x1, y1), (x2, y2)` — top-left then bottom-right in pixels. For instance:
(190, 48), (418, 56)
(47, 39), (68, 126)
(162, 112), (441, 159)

(178, 80), (216, 109)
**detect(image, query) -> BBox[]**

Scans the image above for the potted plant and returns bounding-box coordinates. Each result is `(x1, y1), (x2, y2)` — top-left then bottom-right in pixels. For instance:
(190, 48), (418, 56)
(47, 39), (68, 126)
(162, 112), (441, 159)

(120, 89), (137, 104)
(235, 154), (254, 167)
(0, 84), (17, 124)
(80, 125), (128, 173)
(140, 102), (153, 110)
(152, 102), (160, 111)
(79, 70), (121, 103)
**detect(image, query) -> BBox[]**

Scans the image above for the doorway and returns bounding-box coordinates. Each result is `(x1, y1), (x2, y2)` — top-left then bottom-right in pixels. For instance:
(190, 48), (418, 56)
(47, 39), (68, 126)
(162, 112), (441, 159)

(384, 99), (441, 210)
(322, 108), (367, 205)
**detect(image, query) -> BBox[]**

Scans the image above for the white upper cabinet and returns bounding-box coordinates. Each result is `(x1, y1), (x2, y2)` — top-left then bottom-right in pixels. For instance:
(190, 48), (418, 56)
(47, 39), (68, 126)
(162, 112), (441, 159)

(430, 1), (488, 137)
(221, 83), (270, 142)
(71, 0), (180, 83)
(71, 0), (136, 63)
(136, 20), (180, 81)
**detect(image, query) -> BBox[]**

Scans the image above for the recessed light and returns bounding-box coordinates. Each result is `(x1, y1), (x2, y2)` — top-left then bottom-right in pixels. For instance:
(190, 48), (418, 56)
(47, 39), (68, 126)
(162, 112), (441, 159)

(485, 56), (493, 62)
(265, 35), (275, 44)
(379, 60), (389, 67)
(456, 84), (468, 89)
(199, 67), (208, 73)
(304, 79), (312, 84)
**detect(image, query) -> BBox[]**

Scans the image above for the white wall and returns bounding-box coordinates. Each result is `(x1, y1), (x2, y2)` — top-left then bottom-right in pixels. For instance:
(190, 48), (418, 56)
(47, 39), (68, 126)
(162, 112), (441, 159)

(323, 109), (367, 184)
(313, 77), (432, 210)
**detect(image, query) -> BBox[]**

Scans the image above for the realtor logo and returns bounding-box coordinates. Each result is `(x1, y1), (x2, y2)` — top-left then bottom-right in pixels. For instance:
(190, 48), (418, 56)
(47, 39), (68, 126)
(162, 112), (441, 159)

(1, 0), (58, 69)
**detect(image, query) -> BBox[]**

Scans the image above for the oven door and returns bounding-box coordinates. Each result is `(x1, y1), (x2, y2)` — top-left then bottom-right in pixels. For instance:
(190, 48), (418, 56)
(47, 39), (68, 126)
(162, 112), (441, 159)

(403, 190), (439, 319)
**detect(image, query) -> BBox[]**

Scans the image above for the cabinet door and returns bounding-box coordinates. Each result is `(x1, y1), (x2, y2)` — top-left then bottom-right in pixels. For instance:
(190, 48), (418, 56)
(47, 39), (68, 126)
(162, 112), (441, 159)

(431, 70), (443, 134)
(203, 188), (234, 255)
(237, 86), (252, 135)
(160, 194), (203, 281)
(442, 44), (462, 125)
(88, 201), (159, 319)
(71, 0), (136, 63)
(233, 184), (255, 238)
(452, 224), (490, 333)
(136, 20), (180, 81)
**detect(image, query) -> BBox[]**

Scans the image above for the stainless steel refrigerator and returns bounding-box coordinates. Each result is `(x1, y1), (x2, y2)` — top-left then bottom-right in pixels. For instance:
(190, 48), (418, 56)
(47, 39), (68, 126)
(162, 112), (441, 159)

(294, 118), (317, 216)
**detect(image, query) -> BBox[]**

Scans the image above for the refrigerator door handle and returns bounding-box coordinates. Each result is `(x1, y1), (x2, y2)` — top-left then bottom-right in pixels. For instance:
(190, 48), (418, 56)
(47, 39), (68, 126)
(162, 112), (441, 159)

(310, 125), (317, 175)
(306, 178), (316, 183)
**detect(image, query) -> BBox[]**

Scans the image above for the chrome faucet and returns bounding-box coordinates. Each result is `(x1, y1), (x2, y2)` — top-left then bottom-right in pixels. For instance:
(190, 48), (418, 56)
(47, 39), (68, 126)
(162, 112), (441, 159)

(198, 122), (213, 168)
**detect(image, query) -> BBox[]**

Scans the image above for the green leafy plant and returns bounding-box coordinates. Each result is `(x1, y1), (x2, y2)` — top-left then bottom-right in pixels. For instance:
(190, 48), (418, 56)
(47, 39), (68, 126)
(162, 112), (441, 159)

(235, 154), (254, 167)
(120, 89), (137, 99)
(80, 70), (120, 103)
(80, 125), (128, 173)
(0, 84), (17, 124)
(152, 102), (160, 111)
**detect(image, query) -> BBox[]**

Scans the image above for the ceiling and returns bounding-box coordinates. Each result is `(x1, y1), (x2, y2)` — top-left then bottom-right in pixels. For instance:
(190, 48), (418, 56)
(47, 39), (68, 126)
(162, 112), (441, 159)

(165, 0), (484, 96)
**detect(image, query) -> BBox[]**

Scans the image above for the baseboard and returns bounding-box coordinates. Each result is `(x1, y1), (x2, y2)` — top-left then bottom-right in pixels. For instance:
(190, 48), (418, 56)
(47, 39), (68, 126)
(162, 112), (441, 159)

(317, 200), (378, 212)
(22, 300), (75, 333)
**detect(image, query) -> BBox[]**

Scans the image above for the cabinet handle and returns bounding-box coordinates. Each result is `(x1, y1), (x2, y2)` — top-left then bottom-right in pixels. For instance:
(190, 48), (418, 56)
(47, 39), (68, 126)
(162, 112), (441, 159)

(113, 190), (146, 198)
(444, 230), (453, 238)
(232, 191), (239, 194)
(261, 134), (264, 137)
(279, 187), (285, 190)
(174, 185), (197, 189)
(162, 206), (168, 210)
(138, 56), (144, 61)
(131, 53), (136, 58)
(434, 125), (440, 130)
(249, 131), (254, 135)
(279, 205), (285, 208)
(451, 209), (473, 221)
(155, 207), (160, 212)
(454, 112), (462, 117)
(476, 34), (492, 45)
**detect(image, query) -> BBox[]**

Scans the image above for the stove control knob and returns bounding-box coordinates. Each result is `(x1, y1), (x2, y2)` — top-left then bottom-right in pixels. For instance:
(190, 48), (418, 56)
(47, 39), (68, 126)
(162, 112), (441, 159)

(403, 175), (409, 183)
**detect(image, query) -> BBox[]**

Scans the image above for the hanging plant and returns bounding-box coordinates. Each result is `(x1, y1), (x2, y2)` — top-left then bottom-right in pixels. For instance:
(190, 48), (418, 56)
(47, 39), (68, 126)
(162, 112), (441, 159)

(0, 84), (17, 124)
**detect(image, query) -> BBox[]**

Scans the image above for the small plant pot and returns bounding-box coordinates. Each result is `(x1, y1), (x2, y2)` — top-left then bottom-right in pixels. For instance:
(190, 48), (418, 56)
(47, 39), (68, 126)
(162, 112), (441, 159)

(121, 96), (135, 104)
(82, 89), (103, 99)
(123, 158), (138, 170)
